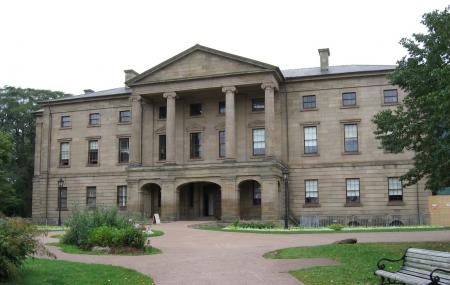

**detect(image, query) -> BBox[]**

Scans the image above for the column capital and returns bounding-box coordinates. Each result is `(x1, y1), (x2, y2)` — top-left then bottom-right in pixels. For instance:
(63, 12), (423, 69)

(222, 86), (237, 93)
(261, 82), (279, 91)
(163, 92), (177, 99)
(129, 95), (142, 103)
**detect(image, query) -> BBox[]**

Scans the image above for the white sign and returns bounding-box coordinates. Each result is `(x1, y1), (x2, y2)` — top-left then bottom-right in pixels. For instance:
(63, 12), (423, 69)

(153, 214), (161, 225)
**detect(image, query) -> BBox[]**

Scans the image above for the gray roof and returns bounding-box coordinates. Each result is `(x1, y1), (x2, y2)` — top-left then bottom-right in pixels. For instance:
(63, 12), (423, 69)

(282, 65), (396, 78)
(43, 65), (396, 104)
(42, 87), (131, 103)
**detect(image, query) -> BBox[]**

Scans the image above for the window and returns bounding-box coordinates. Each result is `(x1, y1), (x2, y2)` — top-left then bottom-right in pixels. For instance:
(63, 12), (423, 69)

(190, 132), (202, 159)
(58, 187), (67, 210)
(342, 92), (357, 106)
(86, 186), (96, 208)
(252, 128), (265, 156)
(383, 89), (398, 104)
(252, 181), (261, 205)
(159, 106), (167, 119)
(88, 140), (99, 165)
(89, 113), (100, 126)
(189, 103), (202, 116)
(218, 101), (226, 114)
(159, 135), (166, 161)
(118, 138), (129, 163)
(61, 116), (71, 128)
(346, 178), (360, 203)
(119, 110), (131, 123)
(117, 186), (127, 208)
(218, 130), (225, 158)
(303, 95), (316, 109)
(59, 142), (70, 166)
(344, 124), (358, 152)
(388, 177), (403, 201)
(304, 126), (318, 154)
(305, 180), (319, 204)
(252, 98), (265, 112)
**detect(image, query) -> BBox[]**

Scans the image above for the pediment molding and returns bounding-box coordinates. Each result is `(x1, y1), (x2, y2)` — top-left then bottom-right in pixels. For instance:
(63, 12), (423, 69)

(155, 126), (166, 134)
(186, 123), (205, 132)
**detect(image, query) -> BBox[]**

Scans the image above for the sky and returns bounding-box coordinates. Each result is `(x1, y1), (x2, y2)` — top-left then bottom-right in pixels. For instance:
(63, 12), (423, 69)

(0, 0), (448, 95)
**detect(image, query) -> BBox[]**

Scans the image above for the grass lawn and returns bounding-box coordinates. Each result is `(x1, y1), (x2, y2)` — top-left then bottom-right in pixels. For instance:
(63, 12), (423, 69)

(47, 242), (161, 255)
(200, 224), (450, 234)
(264, 241), (450, 285)
(145, 229), (164, 237)
(4, 258), (153, 285)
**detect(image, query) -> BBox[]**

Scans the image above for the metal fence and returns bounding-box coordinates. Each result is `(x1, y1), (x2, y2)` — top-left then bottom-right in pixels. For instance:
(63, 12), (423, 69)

(298, 213), (430, 227)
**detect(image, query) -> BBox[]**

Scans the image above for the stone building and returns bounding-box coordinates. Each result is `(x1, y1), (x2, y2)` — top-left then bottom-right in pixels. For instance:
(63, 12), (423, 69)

(32, 44), (430, 225)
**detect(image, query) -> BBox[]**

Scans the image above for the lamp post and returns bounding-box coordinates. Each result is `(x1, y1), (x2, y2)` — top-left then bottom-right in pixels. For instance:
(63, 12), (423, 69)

(57, 177), (65, 226)
(283, 172), (289, 229)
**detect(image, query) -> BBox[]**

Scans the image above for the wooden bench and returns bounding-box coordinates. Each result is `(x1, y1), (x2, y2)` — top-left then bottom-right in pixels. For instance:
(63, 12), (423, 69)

(375, 248), (450, 285)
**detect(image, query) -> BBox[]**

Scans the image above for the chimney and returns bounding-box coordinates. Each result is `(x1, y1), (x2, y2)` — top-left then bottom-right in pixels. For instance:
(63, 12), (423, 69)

(84, 89), (95, 94)
(318, 48), (330, 71)
(124, 69), (139, 83)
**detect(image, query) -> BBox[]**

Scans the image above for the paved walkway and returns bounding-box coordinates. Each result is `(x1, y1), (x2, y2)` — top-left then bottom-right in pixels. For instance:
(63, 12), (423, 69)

(41, 222), (450, 285)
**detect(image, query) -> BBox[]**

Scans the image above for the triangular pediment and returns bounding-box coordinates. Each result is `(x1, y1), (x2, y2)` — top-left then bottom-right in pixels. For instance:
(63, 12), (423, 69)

(127, 44), (281, 85)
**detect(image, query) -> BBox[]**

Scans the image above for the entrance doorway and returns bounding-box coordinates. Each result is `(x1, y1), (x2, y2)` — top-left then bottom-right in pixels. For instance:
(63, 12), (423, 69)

(141, 183), (161, 219)
(238, 180), (262, 220)
(178, 182), (221, 220)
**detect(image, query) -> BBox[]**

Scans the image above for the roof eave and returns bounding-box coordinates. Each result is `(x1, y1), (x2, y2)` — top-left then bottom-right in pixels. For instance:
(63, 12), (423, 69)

(284, 69), (395, 82)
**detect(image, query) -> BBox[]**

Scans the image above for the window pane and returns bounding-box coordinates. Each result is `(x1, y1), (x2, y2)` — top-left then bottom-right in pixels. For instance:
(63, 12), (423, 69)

(346, 179), (360, 203)
(305, 180), (319, 203)
(190, 104), (202, 116)
(252, 128), (265, 155)
(344, 124), (358, 152)
(252, 98), (265, 112)
(388, 177), (403, 201)
(159, 106), (167, 119)
(89, 113), (100, 125)
(60, 142), (70, 165)
(118, 138), (129, 163)
(86, 187), (96, 208)
(218, 101), (225, 114)
(88, 140), (99, 164)
(303, 95), (316, 109)
(219, 131), (225, 157)
(304, 126), (317, 153)
(117, 186), (127, 207)
(61, 116), (71, 128)
(384, 89), (398, 103)
(342, 92), (357, 106)
(159, 135), (166, 160)
(119, 111), (131, 123)
(59, 188), (67, 209)
(190, 132), (202, 158)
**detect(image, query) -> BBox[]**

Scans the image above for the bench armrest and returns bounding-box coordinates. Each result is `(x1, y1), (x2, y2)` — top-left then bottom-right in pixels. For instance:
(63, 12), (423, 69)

(376, 257), (404, 270)
(430, 268), (450, 285)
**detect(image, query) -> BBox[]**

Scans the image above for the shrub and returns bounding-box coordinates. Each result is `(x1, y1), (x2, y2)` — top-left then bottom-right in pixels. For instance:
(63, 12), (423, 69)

(0, 218), (54, 281)
(328, 224), (345, 231)
(62, 207), (129, 249)
(88, 225), (145, 249)
(232, 221), (275, 229)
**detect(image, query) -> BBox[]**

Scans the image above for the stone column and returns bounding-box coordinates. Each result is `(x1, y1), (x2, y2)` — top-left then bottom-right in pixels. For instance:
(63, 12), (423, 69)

(261, 82), (277, 158)
(130, 96), (142, 166)
(261, 176), (280, 222)
(221, 176), (239, 221)
(161, 179), (177, 221)
(163, 92), (177, 164)
(222, 86), (237, 160)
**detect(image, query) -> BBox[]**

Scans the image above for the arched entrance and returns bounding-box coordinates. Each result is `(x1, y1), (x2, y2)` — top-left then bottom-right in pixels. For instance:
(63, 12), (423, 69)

(141, 183), (161, 218)
(238, 180), (261, 220)
(178, 182), (221, 220)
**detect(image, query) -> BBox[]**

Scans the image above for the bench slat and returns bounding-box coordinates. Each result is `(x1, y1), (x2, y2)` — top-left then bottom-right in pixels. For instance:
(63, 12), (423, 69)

(406, 252), (450, 263)
(400, 267), (450, 282)
(375, 270), (430, 285)
(407, 248), (450, 259)
(404, 256), (450, 270)
(404, 261), (448, 272)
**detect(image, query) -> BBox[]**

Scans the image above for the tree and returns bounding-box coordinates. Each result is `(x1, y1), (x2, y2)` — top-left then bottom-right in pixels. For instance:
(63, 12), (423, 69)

(0, 131), (18, 215)
(0, 86), (70, 216)
(373, 7), (450, 193)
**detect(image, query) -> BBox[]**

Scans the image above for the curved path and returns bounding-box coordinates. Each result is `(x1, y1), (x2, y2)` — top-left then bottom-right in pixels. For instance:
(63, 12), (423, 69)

(41, 222), (450, 285)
